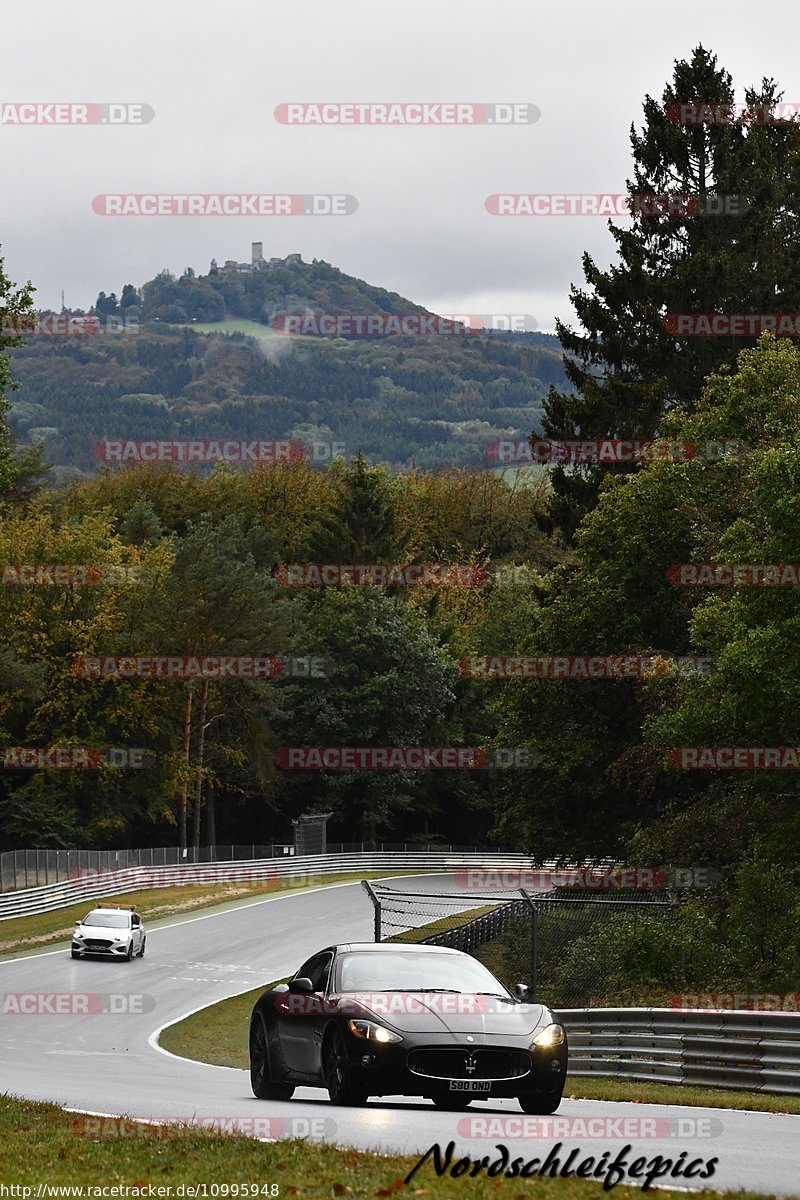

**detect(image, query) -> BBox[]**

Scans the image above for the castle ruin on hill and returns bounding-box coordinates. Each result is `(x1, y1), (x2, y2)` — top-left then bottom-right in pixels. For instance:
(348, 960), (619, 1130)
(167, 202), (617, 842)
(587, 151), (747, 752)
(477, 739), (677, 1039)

(210, 243), (302, 275)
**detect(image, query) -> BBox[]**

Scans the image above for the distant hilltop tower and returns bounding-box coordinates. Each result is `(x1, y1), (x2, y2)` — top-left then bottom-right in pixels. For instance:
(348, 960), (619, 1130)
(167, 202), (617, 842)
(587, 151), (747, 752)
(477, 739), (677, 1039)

(211, 246), (302, 275)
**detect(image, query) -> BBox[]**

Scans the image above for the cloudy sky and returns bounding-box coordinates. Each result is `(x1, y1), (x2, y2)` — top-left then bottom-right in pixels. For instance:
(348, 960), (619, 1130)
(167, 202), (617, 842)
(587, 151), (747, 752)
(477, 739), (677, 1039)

(2, 0), (798, 331)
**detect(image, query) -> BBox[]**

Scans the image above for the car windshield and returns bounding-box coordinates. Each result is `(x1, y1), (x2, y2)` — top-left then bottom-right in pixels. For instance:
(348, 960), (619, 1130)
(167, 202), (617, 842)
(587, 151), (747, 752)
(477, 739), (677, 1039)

(336, 951), (512, 998)
(81, 912), (130, 928)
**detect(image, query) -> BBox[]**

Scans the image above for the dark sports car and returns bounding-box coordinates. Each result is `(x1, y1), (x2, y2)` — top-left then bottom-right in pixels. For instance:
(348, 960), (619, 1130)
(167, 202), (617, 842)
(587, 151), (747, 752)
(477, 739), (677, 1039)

(249, 942), (567, 1111)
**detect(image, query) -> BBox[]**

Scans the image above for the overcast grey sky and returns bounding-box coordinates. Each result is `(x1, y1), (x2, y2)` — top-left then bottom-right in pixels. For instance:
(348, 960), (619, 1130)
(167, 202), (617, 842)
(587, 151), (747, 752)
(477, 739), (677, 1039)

(2, 0), (798, 330)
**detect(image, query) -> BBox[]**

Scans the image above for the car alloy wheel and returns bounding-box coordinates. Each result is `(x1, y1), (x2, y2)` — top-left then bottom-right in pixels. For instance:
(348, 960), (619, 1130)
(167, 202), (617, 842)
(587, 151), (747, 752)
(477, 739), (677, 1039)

(249, 1014), (295, 1101)
(324, 1027), (367, 1106)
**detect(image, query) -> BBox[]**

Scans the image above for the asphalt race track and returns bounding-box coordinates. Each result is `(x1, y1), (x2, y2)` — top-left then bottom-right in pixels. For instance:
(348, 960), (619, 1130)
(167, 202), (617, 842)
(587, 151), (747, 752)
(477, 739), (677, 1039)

(1, 874), (798, 1195)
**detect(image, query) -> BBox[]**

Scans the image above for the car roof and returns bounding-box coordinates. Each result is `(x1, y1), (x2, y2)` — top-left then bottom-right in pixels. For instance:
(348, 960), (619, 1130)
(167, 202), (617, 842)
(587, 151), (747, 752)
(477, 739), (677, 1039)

(88, 906), (136, 914)
(328, 942), (464, 955)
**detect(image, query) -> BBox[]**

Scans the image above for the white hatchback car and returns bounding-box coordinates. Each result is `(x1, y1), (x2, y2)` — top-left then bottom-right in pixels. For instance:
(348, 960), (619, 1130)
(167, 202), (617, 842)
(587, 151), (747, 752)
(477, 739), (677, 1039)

(71, 905), (146, 961)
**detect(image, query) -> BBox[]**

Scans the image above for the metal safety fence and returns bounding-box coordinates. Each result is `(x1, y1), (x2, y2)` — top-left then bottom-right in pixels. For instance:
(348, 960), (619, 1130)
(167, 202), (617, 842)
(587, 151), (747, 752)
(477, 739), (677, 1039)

(0, 850), (536, 921)
(0, 842), (490, 893)
(559, 1008), (800, 1095)
(364, 881), (681, 1007)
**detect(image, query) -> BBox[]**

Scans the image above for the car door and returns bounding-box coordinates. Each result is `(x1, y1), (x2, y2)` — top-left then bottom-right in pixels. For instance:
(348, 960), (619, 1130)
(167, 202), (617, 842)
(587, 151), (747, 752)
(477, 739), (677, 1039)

(277, 951), (334, 1078)
(131, 913), (143, 953)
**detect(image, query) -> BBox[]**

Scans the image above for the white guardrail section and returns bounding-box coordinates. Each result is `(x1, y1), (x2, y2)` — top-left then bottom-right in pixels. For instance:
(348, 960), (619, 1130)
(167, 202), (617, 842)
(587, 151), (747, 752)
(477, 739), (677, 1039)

(559, 1008), (800, 1095)
(0, 851), (535, 921)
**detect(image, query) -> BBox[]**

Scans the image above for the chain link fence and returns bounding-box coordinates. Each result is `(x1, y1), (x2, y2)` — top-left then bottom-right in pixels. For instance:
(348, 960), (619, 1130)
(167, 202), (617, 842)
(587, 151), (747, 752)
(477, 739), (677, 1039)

(363, 881), (683, 1008)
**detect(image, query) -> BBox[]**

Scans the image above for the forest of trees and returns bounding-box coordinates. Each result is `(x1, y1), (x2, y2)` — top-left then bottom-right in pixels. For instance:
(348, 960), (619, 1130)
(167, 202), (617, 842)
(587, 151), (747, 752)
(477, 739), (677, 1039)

(0, 43), (798, 994)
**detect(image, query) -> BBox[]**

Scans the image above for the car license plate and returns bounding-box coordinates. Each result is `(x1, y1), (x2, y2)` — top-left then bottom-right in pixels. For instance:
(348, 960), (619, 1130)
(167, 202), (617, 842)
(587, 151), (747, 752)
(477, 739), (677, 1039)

(449, 1079), (491, 1092)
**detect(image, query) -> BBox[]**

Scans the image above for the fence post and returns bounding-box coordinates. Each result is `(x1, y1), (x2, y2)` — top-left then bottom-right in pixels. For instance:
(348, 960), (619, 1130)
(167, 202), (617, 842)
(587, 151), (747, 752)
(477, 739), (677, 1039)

(361, 880), (382, 941)
(521, 890), (537, 999)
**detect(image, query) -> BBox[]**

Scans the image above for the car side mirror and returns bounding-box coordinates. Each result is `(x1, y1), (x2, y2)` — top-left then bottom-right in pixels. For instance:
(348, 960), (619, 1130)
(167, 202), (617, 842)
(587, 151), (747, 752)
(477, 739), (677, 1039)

(515, 982), (533, 1002)
(288, 977), (314, 994)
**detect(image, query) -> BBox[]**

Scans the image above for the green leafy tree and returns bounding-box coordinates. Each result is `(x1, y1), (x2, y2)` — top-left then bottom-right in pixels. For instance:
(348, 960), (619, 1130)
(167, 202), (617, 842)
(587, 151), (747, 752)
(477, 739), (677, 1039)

(0, 252), (47, 498)
(273, 589), (457, 842)
(495, 338), (800, 862)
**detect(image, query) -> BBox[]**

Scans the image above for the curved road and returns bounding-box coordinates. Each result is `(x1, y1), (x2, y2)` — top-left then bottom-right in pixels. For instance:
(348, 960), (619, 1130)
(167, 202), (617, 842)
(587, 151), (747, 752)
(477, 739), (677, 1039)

(1, 875), (798, 1195)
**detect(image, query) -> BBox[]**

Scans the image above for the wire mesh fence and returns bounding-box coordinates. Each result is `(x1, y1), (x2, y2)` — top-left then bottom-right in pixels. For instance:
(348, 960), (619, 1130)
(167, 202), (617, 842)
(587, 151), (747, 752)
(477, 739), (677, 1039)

(362, 881), (683, 1008)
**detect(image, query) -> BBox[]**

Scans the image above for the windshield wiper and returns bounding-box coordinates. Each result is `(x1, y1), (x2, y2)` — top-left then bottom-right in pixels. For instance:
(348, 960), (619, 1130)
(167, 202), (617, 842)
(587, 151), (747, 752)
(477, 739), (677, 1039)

(382, 988), (462, 993)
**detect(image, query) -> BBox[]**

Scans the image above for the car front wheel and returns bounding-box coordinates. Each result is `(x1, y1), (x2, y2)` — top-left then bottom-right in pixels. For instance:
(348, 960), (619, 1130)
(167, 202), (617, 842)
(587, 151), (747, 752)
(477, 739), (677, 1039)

(518, 1090), (562, 1114)
(432, 1094), (473, 1110)
(323, 1028), (367, 1106)
(250, 1014), (295, 1101)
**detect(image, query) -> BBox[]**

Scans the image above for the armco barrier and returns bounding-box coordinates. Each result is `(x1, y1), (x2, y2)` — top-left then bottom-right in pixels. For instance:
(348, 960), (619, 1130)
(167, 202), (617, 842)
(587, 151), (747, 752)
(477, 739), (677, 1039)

(0, 851), (537, 921)
(559, 1007), (800, 1095)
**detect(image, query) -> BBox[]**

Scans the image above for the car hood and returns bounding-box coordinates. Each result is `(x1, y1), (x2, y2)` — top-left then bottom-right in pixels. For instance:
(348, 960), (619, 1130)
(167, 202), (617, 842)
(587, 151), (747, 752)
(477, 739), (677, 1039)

(75, 925), (128, 937)
(332, 991), (548, 1035)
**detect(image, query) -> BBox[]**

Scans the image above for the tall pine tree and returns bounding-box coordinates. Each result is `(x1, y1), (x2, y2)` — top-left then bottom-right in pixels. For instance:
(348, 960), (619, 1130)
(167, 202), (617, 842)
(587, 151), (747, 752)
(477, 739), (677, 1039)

(544, 46), (800, 536)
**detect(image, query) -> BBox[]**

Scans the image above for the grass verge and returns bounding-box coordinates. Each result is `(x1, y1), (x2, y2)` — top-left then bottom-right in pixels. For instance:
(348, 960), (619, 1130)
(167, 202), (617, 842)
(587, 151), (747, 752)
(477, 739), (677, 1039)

(0, 872), (405, 960)
(0, 1095), (782, 1198)
(565, 1076), (800, 1116)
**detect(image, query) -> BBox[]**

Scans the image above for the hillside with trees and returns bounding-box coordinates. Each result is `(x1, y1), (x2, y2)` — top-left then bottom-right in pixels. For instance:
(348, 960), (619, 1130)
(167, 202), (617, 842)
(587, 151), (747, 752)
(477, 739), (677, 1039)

(6, 255), (568, 480)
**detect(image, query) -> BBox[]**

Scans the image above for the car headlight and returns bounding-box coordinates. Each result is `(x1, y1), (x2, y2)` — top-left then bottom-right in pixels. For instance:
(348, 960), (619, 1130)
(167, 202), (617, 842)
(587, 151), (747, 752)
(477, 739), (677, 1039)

(347, 1019), (403, 1044)
(73, 933), (84, 940)
(532, 1022), (566, 1048)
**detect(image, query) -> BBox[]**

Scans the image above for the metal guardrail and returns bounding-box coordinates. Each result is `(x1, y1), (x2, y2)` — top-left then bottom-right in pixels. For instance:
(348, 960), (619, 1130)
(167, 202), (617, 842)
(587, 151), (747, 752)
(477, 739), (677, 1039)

(0, 843), (489, 892)
(558, 1007), (800, 1095)
(0, 851), (537, 921)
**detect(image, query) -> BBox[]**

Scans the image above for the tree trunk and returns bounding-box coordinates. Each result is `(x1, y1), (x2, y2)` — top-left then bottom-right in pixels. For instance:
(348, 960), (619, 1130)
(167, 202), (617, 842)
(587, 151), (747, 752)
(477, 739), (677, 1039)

(207, 780), (216, 849)
(192, 679), (210, 852)
(179, 683), (194, 851)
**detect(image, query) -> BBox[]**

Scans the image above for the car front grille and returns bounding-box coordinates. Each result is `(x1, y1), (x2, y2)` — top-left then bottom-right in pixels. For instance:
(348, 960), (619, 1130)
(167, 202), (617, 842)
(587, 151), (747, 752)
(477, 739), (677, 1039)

(83, 939), (113, 950)
(407, 1047), (531, 1081)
